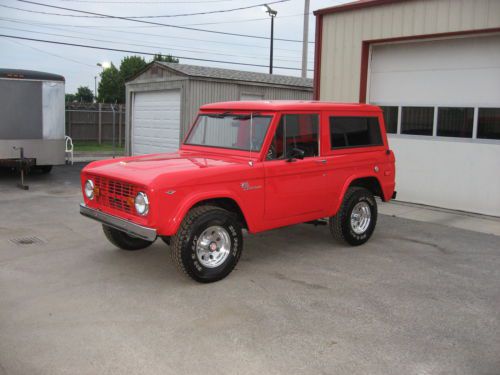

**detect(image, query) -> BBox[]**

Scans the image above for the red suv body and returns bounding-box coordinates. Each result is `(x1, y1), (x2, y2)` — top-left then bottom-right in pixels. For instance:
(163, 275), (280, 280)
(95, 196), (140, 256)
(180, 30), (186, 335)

(81, 101), (396, 282)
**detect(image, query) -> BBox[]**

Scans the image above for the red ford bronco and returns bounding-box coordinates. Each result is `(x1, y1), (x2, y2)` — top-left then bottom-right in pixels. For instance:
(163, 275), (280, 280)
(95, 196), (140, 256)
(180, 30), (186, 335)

(80, 101), (396, 283)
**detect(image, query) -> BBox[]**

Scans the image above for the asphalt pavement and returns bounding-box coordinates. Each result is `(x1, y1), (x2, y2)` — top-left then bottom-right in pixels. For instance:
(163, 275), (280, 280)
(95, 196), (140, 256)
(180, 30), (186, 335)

(0, 164), (499, 375)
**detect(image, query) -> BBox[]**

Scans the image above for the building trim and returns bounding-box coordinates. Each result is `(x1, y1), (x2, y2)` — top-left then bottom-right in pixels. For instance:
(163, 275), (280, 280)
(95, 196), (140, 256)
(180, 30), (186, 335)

(359, 28), (500, 103)
(313, 14), (323, 100)
(314, 0), (405, 16)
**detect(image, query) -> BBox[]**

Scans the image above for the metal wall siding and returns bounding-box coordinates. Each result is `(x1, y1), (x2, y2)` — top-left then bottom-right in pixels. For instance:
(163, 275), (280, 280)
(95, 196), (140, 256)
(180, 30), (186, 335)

(184, 80), (312, 139)
(319, 0), (500, 101)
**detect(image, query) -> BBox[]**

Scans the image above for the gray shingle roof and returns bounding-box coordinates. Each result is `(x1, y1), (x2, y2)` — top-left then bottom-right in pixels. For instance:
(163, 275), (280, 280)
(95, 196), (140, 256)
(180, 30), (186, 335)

(156, 62), (313, 89)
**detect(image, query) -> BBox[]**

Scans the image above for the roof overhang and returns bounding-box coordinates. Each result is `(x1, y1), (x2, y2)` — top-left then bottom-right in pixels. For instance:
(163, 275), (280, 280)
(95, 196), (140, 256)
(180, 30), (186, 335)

(314, 0), (406, 16)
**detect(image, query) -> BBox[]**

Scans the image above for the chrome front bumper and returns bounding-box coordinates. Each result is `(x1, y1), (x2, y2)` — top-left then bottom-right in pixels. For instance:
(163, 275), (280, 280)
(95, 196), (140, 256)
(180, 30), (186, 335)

(79, 203), (157, 242)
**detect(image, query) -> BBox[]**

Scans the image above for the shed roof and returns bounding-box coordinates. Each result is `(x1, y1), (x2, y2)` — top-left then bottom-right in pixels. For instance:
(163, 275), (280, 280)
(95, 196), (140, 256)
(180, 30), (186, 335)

(153, 62), (313, 89)
(314, 0), (404, 16)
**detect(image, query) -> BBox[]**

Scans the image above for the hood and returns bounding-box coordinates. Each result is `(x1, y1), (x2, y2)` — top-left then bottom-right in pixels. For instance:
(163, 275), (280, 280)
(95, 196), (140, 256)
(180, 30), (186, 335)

(83, 151), (248, 187)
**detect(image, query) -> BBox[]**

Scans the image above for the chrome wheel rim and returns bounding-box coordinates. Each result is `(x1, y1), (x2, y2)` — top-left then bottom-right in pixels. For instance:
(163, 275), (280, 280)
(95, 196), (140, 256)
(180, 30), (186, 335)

(196, 226), (231, 268)
(350, 202), (371, 234)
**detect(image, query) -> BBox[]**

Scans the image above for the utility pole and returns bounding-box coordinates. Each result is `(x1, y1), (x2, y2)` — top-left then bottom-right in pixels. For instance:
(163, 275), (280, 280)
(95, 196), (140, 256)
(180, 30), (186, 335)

(270, 15), (275, 74)
(301, 0), (310, 78)
(263, 4), (277, 75)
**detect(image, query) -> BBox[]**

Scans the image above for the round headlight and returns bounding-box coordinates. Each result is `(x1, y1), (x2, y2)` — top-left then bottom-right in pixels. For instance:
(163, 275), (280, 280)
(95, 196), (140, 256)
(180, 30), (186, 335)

(134, 192), (149, 216)
(84, 180), (94, 200)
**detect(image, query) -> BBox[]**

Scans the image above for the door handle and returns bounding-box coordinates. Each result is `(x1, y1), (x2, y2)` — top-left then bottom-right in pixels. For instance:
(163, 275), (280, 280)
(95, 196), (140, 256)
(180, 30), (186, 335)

(315, 159), (327, 164)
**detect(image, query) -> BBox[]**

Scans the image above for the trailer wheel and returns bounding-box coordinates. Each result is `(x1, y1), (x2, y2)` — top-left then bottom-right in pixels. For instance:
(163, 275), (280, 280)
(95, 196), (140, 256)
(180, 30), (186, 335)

(36, 165), (53, 174)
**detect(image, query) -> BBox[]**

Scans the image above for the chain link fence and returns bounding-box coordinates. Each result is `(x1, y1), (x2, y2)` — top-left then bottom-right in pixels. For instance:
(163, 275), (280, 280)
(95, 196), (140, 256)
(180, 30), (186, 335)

(65, 103), (125, 147)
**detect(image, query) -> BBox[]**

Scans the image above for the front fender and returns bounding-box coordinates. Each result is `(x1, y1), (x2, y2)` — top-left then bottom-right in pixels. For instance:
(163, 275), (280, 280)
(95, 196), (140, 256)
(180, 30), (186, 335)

(157, 189), (253, 236)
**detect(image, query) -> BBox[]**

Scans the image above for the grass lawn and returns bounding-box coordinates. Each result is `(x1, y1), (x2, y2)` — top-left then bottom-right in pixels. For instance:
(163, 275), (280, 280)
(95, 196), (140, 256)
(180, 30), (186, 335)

(73, 141), (124, 153)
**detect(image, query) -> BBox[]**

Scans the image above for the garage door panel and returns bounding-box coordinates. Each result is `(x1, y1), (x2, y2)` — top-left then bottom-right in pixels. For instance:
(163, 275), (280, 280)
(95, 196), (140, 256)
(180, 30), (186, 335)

(132, 90), (181, 155)
(369, 34), (500, 106)
(370, 68), (500, 105)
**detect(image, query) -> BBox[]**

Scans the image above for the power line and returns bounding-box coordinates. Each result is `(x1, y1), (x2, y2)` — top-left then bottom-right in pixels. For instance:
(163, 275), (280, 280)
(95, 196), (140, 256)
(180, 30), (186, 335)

(182, 12), (310, 27)
(0, 34), (314, 72)
(0, 17), (315, 60)
(0, 25), (311, 63)
(3, 1), (290, 19)
(0, 16), (310, 54)
(15, 0), (314, 43)
(5, 38), (96, 67)
(57, 0), (252, 3)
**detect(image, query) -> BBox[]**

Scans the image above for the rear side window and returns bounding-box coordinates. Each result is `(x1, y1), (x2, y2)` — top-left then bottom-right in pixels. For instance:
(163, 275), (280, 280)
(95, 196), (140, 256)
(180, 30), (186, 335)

(329, 117), (383, 149)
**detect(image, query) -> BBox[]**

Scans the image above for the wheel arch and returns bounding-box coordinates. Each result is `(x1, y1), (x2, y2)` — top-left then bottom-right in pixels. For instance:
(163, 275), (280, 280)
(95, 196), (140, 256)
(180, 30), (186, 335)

(166, 192), (251, 235)
(348, 176), (384, 200)
(332, 175), (384, 215)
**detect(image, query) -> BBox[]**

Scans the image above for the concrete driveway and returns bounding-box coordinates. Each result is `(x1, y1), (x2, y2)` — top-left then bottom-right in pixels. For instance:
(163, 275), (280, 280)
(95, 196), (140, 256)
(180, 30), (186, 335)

(1, 164), (499, 375)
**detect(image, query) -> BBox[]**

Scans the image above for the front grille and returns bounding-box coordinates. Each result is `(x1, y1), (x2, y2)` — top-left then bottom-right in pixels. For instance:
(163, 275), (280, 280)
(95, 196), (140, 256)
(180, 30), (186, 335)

(93, 175), (139, 215)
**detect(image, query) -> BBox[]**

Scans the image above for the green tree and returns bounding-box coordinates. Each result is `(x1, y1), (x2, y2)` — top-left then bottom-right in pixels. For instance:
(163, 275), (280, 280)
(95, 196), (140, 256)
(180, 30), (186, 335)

(65, 93), (76, 103)
(152, 53), (179, 63)
(74, 86), (94, 103)
(97, 63), (121, 103)
(118, 56), (147, 102)
(97, 54), (179, 103)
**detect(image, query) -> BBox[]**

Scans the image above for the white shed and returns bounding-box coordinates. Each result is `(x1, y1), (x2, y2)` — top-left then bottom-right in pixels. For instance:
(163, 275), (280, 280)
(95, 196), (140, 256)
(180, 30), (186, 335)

(125, 62), (313, 156)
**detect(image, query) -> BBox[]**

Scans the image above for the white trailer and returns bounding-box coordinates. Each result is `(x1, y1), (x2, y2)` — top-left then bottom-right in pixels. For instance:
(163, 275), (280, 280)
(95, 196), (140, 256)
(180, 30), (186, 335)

(0, 69), (66, 175)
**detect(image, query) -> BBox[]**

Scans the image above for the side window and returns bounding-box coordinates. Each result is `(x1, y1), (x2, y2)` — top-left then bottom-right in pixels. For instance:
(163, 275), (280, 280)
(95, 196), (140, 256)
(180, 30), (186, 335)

(266, 114), (319, 160)
(329, 117), (383, 149)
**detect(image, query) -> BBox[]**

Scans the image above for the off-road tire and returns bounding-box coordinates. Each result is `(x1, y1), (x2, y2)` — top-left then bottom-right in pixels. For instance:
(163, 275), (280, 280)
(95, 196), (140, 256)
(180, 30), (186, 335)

(329, 187), (377, 246)
(170, 205), (243, 283)
(102, 225), (154, 251)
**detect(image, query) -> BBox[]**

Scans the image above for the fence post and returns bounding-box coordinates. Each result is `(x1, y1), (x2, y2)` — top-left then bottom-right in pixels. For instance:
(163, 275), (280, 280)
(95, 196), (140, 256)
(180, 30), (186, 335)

(67, 109), (72, 137)
(118, 104), (123, 148)
(98, 103), (102, 145)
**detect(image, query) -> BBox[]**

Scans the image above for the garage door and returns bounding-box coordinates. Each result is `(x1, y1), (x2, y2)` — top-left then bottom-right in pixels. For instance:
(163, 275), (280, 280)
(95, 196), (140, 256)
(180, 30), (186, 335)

(132, 89), (181, 155)
(366, 34), (500, 216)
(368, 34), (500, 106)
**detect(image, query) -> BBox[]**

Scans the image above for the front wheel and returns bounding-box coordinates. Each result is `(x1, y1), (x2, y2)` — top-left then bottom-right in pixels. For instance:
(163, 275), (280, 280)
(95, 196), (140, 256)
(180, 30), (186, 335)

(329, 187), (377, 246)
(170, 205), (243, 283)
(102, 225), (154, 251)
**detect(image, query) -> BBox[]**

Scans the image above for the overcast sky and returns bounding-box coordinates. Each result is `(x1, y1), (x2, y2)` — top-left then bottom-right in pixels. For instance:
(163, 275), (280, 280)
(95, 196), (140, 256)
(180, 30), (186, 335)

(0, 0), (349, 93)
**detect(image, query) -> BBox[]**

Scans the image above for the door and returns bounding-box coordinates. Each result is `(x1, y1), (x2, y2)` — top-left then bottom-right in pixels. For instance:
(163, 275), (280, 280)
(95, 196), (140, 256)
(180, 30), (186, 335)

(264, 113), (328, 220)
(132, 89), (181, 155)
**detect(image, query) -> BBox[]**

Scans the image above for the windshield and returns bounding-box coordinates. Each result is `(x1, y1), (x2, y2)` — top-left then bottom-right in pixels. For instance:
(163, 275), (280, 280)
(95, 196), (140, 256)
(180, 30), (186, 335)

(185, 113), (272, 151)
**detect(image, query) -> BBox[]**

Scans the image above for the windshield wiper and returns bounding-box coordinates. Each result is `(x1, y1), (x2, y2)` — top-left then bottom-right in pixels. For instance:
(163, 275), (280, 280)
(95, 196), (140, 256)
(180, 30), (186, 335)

(207, 111), (232, 119)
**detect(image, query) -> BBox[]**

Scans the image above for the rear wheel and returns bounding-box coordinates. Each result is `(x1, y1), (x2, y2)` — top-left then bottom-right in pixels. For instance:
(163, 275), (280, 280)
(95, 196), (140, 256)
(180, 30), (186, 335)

(102, 225), (154, 251)
(329, 187), (377, 246)
(170, 205), (243, 283)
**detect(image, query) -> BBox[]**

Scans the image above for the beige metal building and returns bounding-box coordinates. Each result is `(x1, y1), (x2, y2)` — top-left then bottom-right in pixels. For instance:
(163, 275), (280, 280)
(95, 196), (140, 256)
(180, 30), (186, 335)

(125, 62), (312, 156)
(314, 0), (500, 216)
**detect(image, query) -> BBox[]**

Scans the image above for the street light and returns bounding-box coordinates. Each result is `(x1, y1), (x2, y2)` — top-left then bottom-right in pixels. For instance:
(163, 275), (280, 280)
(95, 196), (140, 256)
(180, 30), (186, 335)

(263, 4), (277, 74)
(97, 61), (111, 69)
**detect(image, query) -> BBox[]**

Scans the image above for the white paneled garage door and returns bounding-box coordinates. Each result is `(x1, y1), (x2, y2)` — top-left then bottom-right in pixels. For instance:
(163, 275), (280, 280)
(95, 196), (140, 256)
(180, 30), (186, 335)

(132, 89), (181, 155)
(368, 34), (500, 106)
(367, 34), (500, 216)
